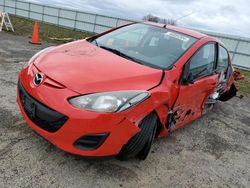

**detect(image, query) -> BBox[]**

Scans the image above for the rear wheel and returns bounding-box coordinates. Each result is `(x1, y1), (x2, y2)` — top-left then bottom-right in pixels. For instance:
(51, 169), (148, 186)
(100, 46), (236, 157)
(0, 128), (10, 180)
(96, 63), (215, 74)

(117, 112), (157, 161)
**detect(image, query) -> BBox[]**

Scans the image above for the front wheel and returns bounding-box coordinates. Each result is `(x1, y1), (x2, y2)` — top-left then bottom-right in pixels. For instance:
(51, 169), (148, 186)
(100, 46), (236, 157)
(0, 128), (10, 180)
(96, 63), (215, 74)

(117, 112), (157, 161)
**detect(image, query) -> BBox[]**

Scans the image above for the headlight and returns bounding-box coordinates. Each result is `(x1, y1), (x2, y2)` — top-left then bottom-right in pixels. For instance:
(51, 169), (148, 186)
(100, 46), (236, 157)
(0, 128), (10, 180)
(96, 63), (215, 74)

(23, 47), (54, 69)
(69, 91), (150, 112)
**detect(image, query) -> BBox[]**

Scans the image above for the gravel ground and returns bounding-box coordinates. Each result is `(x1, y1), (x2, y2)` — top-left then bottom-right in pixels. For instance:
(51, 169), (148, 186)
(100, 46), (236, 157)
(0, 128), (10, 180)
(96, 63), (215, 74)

(0, 32), (250, 188)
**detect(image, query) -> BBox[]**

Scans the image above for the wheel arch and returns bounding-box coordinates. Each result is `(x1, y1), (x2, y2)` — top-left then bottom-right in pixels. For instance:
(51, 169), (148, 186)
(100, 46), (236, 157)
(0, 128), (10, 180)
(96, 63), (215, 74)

(153, 103), (170, 138)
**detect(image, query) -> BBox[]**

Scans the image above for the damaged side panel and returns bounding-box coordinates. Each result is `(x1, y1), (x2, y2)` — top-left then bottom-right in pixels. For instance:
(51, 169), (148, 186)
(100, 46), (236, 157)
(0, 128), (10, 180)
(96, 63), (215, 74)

(218, 83), (237, 101)
(218, 70), (243, 102)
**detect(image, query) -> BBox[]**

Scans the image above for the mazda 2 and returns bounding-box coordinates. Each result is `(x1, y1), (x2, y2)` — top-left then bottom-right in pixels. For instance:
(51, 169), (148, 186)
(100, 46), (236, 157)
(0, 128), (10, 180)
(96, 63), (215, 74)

(17, 22), (237, 160)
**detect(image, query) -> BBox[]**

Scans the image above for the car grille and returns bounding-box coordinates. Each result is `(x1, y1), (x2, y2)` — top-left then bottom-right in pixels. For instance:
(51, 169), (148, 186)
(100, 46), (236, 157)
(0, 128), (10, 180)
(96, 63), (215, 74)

(18, 81), (68, 133)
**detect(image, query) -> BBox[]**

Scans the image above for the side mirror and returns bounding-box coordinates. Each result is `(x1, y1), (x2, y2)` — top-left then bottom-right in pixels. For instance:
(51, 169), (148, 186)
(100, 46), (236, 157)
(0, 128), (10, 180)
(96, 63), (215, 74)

(182, 72), (194, 85)
(186, 72), (194, 84)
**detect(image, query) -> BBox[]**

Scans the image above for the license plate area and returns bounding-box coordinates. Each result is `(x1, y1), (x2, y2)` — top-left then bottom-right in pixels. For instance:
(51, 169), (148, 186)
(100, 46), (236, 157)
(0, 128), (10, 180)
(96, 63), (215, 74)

(20, 91), (36, 119)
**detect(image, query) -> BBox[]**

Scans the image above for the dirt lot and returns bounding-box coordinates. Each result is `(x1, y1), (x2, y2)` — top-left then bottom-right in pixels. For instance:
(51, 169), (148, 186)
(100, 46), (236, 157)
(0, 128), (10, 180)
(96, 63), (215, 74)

(0, 32), (250, 188)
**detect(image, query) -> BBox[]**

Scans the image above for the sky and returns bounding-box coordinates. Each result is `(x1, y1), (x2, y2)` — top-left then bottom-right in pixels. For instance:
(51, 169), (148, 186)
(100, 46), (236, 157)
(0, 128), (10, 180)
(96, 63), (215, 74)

(28, 0), (250, 38)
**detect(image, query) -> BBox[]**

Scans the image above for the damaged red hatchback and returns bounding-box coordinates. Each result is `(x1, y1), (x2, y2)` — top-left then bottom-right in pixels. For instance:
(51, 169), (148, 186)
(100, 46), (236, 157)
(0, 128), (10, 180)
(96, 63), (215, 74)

(17, 23), (237, 160)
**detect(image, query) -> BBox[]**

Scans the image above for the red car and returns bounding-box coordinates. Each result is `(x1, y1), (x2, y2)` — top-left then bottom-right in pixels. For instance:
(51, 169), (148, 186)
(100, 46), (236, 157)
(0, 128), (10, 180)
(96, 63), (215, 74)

(17, 22), (237, 160)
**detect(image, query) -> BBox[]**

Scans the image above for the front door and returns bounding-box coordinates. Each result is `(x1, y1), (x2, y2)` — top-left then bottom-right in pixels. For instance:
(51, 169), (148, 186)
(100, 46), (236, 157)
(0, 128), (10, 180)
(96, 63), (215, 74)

(173, 43), (218, 128)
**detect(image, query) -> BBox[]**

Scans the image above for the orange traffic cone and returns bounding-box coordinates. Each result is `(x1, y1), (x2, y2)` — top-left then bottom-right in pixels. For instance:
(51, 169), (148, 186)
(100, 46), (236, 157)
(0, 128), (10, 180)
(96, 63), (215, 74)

(30, 21), (41, 45)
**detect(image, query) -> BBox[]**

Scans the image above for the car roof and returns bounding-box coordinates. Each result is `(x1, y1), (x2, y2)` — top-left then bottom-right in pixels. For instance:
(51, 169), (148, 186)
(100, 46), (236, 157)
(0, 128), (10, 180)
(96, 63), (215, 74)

(142, 22), (208, 39)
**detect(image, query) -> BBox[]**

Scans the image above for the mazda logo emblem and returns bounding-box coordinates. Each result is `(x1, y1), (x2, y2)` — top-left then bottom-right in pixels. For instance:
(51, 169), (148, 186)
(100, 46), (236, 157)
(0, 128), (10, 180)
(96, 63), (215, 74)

(33, 73), (43, 86)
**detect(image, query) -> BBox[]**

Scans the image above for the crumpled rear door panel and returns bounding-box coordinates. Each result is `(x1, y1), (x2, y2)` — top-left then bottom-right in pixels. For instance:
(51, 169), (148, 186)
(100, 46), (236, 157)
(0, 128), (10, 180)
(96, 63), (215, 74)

(218, 68), (239, 102)
(218, 83), (237, 101)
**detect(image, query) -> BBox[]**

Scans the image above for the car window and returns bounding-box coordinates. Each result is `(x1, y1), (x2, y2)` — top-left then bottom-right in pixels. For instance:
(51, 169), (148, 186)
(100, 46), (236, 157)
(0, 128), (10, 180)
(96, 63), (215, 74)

(217, 45), (229, 73)
(92, 23), (197, 69)
(189, 43), (215, 80)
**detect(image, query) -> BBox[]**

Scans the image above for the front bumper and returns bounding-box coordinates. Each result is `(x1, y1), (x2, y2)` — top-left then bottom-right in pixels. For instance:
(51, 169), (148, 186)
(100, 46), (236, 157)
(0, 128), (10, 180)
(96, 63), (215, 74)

(17, 68), (141, 157)
(18, 82), (69, 133)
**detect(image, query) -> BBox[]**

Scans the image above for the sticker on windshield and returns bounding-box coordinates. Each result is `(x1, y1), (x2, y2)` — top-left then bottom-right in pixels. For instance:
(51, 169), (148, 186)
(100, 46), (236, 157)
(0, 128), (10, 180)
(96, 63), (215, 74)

(165, 32), (190, 42)
(107, 38), (114, 46)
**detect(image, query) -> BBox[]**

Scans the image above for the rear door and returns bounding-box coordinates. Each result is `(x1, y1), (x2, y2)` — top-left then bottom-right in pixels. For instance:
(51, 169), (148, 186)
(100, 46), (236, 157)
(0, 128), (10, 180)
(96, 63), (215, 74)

(173, 43), (218, 128)
(216, 45), (237, 101)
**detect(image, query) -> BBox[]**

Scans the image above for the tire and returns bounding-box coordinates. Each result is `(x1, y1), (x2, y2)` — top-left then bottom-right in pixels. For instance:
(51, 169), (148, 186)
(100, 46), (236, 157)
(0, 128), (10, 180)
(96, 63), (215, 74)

(137, 118), (157, 160)
(117, 112), (157, 161)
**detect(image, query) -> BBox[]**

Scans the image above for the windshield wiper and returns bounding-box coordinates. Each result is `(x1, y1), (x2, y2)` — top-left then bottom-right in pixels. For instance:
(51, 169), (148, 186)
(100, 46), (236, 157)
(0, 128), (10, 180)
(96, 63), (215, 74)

(92, 39), (99, 46)
(99, 46), (144, 65)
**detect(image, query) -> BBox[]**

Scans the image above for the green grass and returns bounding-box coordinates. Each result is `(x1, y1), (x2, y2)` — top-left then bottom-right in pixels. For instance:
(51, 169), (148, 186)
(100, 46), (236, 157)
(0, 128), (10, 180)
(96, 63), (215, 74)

(235, 69), (250, 97)
(7, 15), (93, 43)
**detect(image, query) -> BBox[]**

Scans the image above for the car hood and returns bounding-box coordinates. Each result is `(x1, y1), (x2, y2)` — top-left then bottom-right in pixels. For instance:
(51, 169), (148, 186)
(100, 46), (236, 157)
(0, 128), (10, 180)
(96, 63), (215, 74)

(34, 40), (163, 94)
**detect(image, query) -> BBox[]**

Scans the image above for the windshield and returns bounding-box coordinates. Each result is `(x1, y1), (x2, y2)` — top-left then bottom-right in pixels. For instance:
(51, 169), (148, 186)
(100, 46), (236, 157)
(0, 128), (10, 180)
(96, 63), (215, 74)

(90, 23), (197, 69)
